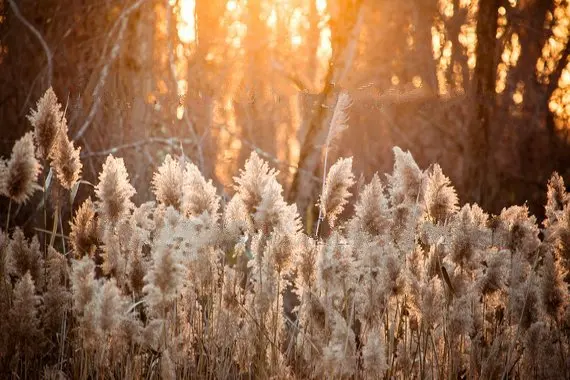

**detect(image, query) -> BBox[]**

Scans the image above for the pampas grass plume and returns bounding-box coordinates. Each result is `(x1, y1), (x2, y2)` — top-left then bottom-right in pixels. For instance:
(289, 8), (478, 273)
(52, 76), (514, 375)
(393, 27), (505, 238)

(425, 163), (458, 223)
(325, 92), (351, 149)
(545, 172), (568, 228)
(95, 155), (136, 225)
(539, 249), (568, 320)
(319, 157), (355, 227)
(182, 160), (220, 220)
(71, 256), (98, 314)
(8, 227), (44, 287)
(152, 154), (183, 209)
(99, 278), (126, 333)
(143, 243), (186, 315)
(387, 146), (424, 205)
(362, 328), (388, 378)
(351, 173), (390, 237)
(27, 87), (64, 160)
(49, 127), (82, 189)
(10, 271), (42, 353)
(234, 151), (277, 212)
(1, 132), (42, 204)
(69, 197), (98, 258)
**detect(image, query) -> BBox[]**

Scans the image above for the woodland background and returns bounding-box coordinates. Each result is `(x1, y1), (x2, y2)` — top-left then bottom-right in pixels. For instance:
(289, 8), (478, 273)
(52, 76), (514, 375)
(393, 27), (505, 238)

(2, 0), (570, 229)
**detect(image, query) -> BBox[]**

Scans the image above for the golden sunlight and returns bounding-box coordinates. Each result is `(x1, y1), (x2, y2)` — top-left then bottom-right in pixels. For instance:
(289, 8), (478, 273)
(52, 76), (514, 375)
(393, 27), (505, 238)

(177, 0), (196, 44)
(7, 1), (570, 377)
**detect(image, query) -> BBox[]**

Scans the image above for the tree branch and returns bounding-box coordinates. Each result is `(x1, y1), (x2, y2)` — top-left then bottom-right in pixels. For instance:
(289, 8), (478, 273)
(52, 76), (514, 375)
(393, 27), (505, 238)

(8, 0), (53, 87)
(73, 0), (147, 141)
(80, 137), (196, 159)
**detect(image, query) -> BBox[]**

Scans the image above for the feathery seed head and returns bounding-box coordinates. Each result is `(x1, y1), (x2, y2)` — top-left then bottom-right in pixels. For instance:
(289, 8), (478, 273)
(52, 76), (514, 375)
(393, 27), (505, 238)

(387, 147), (425, 205)
(317, 232), (357, 296)
(8, 227), (44, 287)
(295, 235), (318, 290)
(539, 249), (568, 320)
(71, 256), (98, 314)
(267, 232), (298, 274)
(325, 92), (352, 149)
(234, 151), (278, 213)
(319, 157), (355, 227)
(95, 155), (136, 225)
(49, 128), (82, 189)
(545, 172), (568, 228)
(46, 246), (69, 287)
(362, 328), (388, 377)
(498, 205), (540, 261)
(152, 154), (183, 210)
(99, 278), (127, 333)
(143, 242), (186, 315)
(223, 194), (253, 240)
(350, 173), (390, 238)
(1, 132), (42, 204)
(255, 176), (301, 234)
(477, 248), (508, 295)
(182, 161), (220, 221)
(449, 204), (491, 268)
(321, 311), (357, 377)
(27, 87), (64, 160)
(10, 271), (42, 353)
(425, 163), (458, 223)
(69, 198), (98, 258)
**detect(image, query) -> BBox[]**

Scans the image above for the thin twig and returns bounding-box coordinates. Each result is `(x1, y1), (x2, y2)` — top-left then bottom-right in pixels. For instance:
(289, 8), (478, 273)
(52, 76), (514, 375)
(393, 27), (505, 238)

(271, 60), (312, 92)
(33, 227), (69, 241)
(80, 137), (196, 158)
(212, 121), (322, 183)
(73, 0), (148, 140)
(315, 92), (351, 238)
(5, 199), (12, 231)
(8, 0), (53, 87)
(19, 69), (43, 116)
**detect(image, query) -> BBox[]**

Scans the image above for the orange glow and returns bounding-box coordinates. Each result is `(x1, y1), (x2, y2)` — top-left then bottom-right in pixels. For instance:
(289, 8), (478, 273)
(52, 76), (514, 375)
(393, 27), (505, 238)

(178, 0), (196, 44)
(433, 0), (478, 95)
(496, 33), (521, 94)
(316, 0), (327, 14)
(537, 1), (570, 84)
(290, 8), (305, 48)
(226, 0), (237, 12)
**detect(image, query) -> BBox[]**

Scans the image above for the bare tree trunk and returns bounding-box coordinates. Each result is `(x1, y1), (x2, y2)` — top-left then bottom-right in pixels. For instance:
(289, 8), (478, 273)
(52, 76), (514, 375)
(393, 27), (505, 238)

(244, 0), (272, 152)
(193, 0), (225, 178)
(126, 3), (154, 200)
(307, 0), (321, 88)
(463, 0), (500, 207)
(545, 41), (570, 171)
(446, 0), (471, 92)
(287, 0), (364, 215)
(412, 0), (439, 93)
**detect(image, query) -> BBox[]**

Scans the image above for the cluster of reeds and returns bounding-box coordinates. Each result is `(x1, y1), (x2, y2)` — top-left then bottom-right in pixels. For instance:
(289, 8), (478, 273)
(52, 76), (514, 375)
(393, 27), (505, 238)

(0, 89), (568, 379)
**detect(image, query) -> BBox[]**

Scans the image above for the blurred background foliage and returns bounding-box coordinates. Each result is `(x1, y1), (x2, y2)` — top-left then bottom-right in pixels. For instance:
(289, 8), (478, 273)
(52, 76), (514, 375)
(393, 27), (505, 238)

(2, 0), (570, 228)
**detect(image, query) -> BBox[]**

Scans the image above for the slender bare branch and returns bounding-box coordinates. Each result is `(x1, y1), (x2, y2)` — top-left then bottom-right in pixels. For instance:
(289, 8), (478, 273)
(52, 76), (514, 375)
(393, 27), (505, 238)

(271, 60), (312, 92)
(212, 121), (322, 183)
(8, 0), (53, 87)
(73, 0), (148, 141)
(80, 137), (196, 159)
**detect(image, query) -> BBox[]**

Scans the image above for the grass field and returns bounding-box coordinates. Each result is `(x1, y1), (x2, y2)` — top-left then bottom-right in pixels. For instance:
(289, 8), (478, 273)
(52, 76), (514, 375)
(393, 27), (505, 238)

(0, 88), (568, 379)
